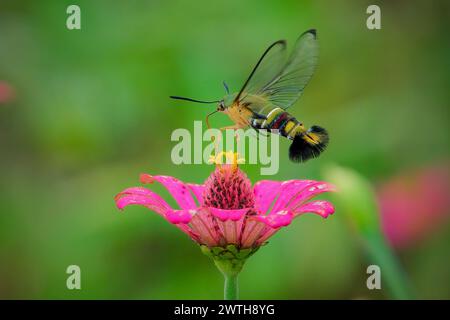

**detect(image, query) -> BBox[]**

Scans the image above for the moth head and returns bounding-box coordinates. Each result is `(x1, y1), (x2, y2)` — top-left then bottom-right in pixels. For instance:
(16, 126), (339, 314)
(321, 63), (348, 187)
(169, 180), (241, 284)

(217, 100), (226, 112)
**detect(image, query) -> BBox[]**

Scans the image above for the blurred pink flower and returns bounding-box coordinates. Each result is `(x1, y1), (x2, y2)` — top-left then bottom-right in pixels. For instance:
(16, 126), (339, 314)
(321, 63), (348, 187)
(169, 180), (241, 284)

(0, 81), (15, 104)
(115, 152), (335, 249)
(378, 164), (450, 249)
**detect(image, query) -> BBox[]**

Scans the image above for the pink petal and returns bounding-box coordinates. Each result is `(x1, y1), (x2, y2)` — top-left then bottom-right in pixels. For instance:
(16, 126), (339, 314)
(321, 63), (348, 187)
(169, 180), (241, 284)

(140, 174), (198, 210)
(255, 199), (335, 246)
(270, 180), (317, 213)
(140, 173), (154, 184)
(251, 183), (335, 245)
(255, 210), (294, 228)
(253, 180), (283, 214)
(255, 228), (280, 246)
(186, 183), (205, 205)
(289, 181), (336, 211)
(296, 200), (335, 218)
(252, 210), (295, 246)
(176, 224), (201, 243)
(115, 187), (170, 216)
(240, 218), (268, 248)
(209, 207), (249, 222)
(115, 186), (201, 243)
(165, 209), (195, 224)
(216, 220), (243, 245)
(189, 208), (222, 247)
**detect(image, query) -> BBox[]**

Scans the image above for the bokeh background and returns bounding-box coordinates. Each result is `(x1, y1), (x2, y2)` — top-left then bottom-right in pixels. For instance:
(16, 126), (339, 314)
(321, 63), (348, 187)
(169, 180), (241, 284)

(0, 0), (449, 299)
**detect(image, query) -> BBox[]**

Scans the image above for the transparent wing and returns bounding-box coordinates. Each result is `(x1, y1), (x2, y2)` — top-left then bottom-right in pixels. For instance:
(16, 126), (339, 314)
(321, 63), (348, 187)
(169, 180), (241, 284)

(234, 40), (287, 103)
(262, 30), (319, 109)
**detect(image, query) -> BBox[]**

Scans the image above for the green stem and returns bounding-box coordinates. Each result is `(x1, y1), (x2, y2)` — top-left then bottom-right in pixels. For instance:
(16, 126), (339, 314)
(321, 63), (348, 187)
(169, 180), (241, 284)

(224, 274), (238, 300)
(365, 231), (414, 299)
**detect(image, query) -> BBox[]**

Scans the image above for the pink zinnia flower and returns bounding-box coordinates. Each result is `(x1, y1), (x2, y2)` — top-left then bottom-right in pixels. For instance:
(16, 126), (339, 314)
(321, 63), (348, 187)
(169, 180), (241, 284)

(115, 152), (335, 299)
(378, 164), (450, 249)
(0, 81), (15, 104)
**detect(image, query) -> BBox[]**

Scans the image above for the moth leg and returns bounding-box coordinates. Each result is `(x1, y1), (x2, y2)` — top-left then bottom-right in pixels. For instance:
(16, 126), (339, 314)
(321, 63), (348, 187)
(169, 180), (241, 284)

(219, 125), (244, 144)
(219, 125), (242, 131)
(241, 104), (267, 120)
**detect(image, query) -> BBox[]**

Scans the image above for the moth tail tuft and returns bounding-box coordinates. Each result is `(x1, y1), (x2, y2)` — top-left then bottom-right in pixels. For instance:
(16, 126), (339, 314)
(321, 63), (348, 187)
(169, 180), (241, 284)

(289, 125), (329, 162)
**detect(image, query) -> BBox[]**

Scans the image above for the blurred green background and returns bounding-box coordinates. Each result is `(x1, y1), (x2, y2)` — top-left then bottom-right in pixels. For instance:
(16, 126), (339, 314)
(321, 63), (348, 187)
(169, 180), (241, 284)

(0, 0), (449, 299)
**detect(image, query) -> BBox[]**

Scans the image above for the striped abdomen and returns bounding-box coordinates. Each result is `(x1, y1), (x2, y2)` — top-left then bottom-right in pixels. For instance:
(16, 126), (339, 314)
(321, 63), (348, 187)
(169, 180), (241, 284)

(250, 107), (303, 140)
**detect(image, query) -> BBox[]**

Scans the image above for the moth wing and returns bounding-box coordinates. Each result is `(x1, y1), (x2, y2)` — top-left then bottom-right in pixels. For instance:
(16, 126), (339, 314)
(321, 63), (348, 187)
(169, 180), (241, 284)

(234, 39), (287, 116)
(262, 29), (319, 109)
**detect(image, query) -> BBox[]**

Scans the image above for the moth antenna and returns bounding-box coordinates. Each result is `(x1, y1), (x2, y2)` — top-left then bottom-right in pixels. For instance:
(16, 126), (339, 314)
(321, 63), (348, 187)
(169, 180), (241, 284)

(170, 96), (220, 104)
(223, 81), (230, 94)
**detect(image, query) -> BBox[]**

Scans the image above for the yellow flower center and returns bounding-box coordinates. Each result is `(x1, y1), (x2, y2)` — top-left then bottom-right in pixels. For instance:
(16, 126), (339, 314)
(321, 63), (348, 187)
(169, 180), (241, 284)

(208, 151), (245, 169)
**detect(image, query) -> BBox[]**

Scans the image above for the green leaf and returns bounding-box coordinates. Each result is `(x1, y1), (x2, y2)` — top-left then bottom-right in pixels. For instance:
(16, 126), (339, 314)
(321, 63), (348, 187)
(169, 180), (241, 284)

(323, 164), (414, 299)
